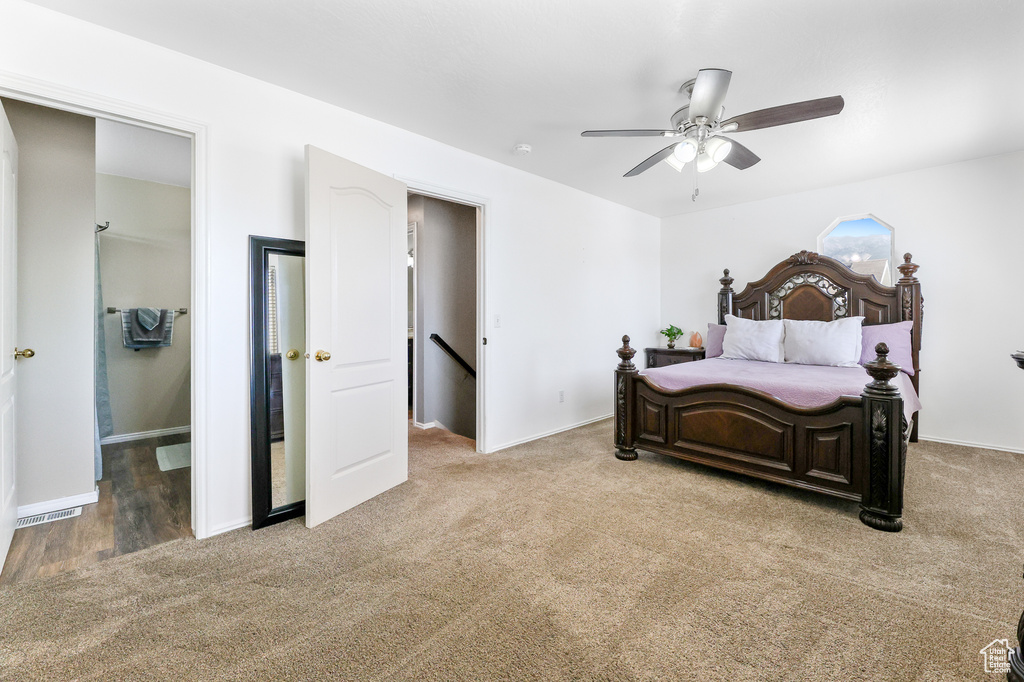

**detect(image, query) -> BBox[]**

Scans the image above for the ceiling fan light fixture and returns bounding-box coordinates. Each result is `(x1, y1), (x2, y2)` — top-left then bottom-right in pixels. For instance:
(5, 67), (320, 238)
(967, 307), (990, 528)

(706, 136), (733, 163)
(664, 154), (685, 172)
(672, 138), (698, 163)
(696, 152), (718, 173)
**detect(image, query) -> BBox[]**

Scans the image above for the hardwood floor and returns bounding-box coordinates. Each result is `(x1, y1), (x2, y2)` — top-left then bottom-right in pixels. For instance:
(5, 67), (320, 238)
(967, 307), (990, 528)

(0, 433), (192, 586)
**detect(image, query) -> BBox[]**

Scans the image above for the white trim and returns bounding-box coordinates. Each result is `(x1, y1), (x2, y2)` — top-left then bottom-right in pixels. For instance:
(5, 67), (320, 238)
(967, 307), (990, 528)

(207, 516), (251, 537)
(18, 488), (99, 519)
(412, 420), (449, 431)
(100, 426), (191, 445)
(0, 71), (211, 539)
(399, 177), (490, 454)
(489, 414), (612, 453)
(917, 436), (1024, 455)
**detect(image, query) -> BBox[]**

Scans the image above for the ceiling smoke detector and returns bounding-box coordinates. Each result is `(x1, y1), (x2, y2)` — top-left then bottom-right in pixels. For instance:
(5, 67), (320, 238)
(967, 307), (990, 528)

(512, 143), (532, 156)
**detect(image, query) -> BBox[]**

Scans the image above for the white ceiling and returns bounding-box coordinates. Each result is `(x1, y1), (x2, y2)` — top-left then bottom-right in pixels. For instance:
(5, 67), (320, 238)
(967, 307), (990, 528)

(96, 119), (191, 188)
(27, 0), (1024, 218)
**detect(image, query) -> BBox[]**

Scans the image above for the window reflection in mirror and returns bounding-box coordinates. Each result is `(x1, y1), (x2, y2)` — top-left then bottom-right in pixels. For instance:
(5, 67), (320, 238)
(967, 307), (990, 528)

(818, 215), (895, 286)
(267, 253), (306, 509)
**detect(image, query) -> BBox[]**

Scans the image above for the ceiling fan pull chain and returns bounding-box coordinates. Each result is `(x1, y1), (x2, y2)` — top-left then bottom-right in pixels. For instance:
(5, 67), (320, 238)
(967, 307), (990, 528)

(692, 161), (700, 201)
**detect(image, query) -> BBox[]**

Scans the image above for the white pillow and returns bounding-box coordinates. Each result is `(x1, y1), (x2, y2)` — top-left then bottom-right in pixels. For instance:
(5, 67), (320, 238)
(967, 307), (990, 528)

(721, 314), (785, 363)
(783, 317), (864, 367)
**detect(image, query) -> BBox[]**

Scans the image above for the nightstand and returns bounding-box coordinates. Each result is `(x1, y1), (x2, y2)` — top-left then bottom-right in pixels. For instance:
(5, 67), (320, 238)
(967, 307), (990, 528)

(644, 347), (706, 368)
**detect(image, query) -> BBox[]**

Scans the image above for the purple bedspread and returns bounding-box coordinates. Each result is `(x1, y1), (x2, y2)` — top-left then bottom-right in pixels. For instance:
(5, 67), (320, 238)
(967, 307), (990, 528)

(642, 358), (921, 425)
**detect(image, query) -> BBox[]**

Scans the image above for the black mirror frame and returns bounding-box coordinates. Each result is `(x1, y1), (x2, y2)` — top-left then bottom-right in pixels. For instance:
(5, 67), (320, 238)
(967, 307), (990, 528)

(249, 235), (306, 529)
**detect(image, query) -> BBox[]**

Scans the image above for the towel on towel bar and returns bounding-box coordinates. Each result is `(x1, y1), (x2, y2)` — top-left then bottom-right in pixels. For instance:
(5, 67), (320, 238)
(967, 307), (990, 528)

(121, 309), (175, 349)
(136, 307), (161, 331)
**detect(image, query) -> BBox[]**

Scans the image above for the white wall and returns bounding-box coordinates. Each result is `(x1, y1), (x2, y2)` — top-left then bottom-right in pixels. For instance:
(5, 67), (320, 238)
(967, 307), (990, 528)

(413, 195), (477, 439)
(661, 150), (1024, 452)
(97, 174), (191, 437)
(0, 1), (661, 534)
(2, 98), (95, 507)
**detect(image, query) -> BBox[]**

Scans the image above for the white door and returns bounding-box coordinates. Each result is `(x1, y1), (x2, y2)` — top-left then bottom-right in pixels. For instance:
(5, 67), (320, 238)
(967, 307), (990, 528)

(0, 101), (19, 562)
(304, 145), (408, 528)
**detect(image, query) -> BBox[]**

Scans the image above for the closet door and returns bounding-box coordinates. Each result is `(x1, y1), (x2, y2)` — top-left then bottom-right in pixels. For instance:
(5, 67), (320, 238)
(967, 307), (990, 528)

(304, 145), (408, 528)
(0, 101), (19, 563)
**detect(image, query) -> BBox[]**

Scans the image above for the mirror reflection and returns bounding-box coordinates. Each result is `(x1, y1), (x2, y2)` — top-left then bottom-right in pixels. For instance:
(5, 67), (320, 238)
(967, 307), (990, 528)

(267, 253), (306, 509)
(818, 215), (895, 286)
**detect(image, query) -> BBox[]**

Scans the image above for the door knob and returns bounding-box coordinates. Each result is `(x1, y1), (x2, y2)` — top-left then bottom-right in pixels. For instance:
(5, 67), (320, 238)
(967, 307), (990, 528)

(315, 350), (331, 362)
(285, 349), (301, 360)
(14, 347), (34, 359)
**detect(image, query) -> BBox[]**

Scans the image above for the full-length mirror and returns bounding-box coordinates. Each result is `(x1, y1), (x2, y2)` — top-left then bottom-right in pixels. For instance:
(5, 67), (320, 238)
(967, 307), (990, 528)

(250, 236), (306, 529)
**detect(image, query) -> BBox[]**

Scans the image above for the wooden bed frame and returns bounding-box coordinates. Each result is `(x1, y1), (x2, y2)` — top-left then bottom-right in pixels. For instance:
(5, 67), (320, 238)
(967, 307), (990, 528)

(614, 250), (923, 532)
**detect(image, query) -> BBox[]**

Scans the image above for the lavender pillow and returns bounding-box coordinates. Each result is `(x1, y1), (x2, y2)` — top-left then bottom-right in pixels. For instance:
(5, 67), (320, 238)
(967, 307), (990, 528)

(860, 321), (915, 375)
(706, 323), (726, 358)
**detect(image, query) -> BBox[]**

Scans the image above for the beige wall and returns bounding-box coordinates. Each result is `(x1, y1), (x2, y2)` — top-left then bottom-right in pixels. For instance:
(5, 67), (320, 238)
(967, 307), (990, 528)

(97, 174), (190, 437)
(2, 98), (96, 507)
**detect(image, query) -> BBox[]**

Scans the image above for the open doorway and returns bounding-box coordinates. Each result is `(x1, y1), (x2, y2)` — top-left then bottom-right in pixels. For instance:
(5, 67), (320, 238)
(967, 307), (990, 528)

(408, 192), (482, 447)
(0, 98), (194, 584)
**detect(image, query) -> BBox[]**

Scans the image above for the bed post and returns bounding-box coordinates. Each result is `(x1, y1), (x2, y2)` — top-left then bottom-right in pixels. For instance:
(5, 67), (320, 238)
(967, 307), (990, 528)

(1010, 592), (1024, 681)
(614, 335), (638, 461)
(718, 269), (734, 324)
(896, 253), (922, 442)
(859, 343), (906, 532)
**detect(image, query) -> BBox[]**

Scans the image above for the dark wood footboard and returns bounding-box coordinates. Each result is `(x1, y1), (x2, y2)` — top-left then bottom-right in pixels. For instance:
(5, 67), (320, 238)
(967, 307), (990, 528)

(614, 336), (908, 531)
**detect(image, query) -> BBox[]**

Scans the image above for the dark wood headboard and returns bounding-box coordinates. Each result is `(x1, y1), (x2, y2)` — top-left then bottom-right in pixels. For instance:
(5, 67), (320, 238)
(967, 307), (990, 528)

(717, 250), (923, 390)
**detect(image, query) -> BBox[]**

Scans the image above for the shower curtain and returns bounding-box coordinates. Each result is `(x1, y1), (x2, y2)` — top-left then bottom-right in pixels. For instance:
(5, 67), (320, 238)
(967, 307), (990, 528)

(94, 234), (113, 481)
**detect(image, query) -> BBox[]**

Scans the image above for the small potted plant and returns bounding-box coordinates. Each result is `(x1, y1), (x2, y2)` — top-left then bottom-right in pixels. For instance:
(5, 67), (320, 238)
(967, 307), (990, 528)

(660, 325), (684, 349)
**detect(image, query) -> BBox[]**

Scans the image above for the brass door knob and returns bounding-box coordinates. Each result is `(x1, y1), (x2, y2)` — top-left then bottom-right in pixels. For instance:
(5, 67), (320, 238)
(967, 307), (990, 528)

(285, 349), (300, 360)
(14, 347), (34, 359)
(315, 350), (331, 362)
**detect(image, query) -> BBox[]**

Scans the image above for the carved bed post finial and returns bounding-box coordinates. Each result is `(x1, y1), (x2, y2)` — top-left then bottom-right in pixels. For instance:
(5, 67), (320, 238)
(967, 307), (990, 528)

(718, 269), (734, 325)
(614, 335), (639, 461)
(616, 335), (637, 371)
(897, 253), (919, 283)
(859, 341), (906, 533)
(863, 343), (901, 395)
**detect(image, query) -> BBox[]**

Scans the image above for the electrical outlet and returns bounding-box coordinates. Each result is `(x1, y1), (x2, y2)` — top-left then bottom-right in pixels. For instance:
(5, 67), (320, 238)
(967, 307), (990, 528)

(494, 315), (501, 328)
(558, 390), (564, 403)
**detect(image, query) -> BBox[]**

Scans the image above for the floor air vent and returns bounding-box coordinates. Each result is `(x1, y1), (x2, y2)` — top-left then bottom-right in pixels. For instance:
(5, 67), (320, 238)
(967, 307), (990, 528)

(16, 507), (82, 529)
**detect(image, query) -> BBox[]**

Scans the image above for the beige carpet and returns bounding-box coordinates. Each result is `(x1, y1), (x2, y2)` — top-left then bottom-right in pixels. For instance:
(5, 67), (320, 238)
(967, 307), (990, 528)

(0, 420), (1021, 680)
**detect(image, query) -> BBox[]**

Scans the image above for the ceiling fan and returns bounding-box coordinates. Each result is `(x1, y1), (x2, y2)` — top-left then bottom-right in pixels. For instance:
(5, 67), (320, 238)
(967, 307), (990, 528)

(581, 68), (844, 179)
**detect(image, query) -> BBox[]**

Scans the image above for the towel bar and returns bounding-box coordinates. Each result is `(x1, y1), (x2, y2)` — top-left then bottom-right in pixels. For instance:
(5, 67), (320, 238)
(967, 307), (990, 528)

(107, 307), (188, 315)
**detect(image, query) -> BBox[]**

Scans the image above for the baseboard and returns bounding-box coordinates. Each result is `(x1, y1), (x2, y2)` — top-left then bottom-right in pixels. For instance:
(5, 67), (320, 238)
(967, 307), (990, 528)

(100, 425), (191, 445)
(18, 487), (99, 518)
(413, 420), (450, 431)
(917, 436), (1024, 455)
(208, 516), (251, 537)
(488, 414), (612, 453)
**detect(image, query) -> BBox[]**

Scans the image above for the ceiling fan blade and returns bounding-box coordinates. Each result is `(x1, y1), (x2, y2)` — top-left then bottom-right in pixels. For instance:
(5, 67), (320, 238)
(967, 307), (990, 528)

(581, 129), (675, 137)
(716, 136), (760, 170)
(688, 68), (732, 122)
(721, 95), (845, 132)
(624, 143), (678, 177)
